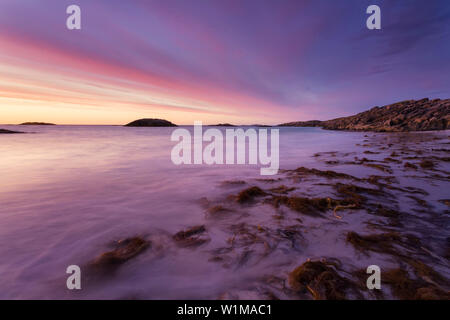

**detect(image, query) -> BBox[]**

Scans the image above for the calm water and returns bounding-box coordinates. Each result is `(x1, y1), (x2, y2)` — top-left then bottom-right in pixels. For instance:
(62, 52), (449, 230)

(0, 125), (447, 299)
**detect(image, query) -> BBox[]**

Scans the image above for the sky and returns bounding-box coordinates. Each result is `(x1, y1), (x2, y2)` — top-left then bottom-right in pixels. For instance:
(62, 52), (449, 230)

(0, 0), (449, 125)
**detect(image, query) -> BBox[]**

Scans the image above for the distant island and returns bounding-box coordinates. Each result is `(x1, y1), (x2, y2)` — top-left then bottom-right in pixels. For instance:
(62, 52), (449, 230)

(20, 122), (55, 125)
(278, 120), (322, 127)
(208, 123), (236, 127)
(279, 98), (449, 132)
(0, 129), (24, 134)
(125, 118), (177, 127)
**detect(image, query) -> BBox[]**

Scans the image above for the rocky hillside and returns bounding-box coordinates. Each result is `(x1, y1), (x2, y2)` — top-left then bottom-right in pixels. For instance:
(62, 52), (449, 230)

(280, 98), (449, 132)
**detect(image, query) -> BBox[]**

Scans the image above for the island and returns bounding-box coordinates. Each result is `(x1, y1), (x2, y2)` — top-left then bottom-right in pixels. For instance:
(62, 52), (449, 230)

(125, 118), (177, 127)
(208, 123), (236, 127)
(20, 122), (55, 125)
(0, 129), (24, 134)
(279, 98), (449, 132)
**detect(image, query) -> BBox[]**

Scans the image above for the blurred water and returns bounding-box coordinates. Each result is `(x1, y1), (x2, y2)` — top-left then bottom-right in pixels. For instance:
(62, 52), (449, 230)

(2, 125), (443, 299)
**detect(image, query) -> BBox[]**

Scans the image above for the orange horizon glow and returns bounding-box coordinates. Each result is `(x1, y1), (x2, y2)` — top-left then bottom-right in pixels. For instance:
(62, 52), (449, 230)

(0, 33), (310, 126)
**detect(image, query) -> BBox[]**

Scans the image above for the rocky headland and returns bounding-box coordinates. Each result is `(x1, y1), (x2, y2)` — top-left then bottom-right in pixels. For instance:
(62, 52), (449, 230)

(280, 98), (449, 132)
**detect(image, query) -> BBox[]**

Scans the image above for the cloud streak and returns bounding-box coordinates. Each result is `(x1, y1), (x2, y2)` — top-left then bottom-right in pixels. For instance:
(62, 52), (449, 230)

(0, 0), (449, 124)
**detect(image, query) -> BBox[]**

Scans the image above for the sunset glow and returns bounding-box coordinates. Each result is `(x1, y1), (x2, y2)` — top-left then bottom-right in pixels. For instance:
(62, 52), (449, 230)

(0, 0), (449, 125)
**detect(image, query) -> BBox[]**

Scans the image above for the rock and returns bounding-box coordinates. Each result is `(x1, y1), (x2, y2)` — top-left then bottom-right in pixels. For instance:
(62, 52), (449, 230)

(20, 122), (55, 125)
(124, 118), (177, 127)
(280, 98), (449, 132)
(0, 129), (24, 134)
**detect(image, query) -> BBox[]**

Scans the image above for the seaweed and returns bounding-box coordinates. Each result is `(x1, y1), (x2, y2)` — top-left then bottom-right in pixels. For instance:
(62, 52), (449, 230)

(207, 205), (231, 217)
(236, 186), (267, 203)
(90, 237), (150, 272)
(382, 268), (449, 300)
(291, 167), (359, 180)
(419, 160), (434, 169)
(363, 163), (393, 174)
(173, 225), (210, 247)
(404, 162), (418, 170)
(289, 260), (358, 300)
(346, 231), (402, 255)
(270, 196), (335, 217)
(269, 185), (296, 194)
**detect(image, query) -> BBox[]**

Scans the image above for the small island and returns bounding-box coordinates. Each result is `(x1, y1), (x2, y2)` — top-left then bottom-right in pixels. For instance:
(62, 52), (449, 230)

(20, 122), (55, 125)
(125, 118), (177, 127)
(0, 128), (24, 134)
(208, 123), (236, 127)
